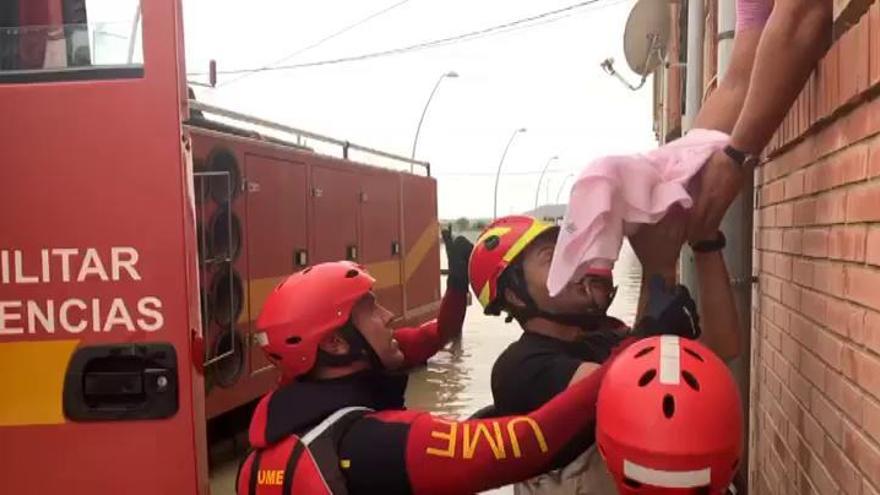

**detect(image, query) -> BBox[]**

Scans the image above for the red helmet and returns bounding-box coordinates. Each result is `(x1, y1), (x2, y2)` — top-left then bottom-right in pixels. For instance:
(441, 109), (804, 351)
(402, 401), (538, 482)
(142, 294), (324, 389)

(597, 336), (742, 494)
(255, 261), (375, 381)
(469, 215), (557, 313)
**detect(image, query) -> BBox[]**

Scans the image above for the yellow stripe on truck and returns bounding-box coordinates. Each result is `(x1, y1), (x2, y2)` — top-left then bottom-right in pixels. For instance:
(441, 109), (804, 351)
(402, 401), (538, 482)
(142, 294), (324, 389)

(240, 222), (440, 324)
(0, 339), (79, 426)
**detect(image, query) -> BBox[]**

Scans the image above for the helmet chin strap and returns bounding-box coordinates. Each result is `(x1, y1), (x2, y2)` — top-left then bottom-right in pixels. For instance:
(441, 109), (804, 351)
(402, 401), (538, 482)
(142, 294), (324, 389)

(502, 263), (615, 331)
(316, 320), (385, 370)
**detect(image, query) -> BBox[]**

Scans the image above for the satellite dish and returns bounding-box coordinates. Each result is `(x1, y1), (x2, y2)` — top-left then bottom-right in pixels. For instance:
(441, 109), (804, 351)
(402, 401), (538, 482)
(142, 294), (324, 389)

(623, 0), (670, 76)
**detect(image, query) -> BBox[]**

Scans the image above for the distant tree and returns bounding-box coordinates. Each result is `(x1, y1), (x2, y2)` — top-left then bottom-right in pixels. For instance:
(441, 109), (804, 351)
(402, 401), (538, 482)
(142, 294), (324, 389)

(454, 217), (471, 231)
(472, 220), (488, 230)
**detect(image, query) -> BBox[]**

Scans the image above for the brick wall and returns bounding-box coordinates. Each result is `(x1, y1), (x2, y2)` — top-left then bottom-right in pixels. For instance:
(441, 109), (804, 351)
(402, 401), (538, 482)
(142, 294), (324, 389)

(750, 2), (880, 493)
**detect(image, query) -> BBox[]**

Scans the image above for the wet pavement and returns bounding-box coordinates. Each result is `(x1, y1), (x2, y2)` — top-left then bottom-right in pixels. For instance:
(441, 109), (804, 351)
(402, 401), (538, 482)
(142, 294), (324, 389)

(210, 240), (642, 494)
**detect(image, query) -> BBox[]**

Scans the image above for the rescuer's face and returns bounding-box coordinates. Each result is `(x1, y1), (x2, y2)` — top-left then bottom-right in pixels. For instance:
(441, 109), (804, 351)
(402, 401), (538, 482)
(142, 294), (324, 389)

(517, 233), (614, 316)
(350, 293), (406, 370)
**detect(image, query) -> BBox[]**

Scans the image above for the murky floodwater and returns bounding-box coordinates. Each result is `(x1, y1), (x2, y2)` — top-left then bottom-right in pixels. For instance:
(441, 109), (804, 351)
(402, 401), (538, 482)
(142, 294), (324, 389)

(210, 240), (642, 495)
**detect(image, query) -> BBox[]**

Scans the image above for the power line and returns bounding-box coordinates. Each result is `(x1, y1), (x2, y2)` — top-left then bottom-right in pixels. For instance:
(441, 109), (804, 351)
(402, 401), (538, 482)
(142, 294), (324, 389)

(189, 0), (620, 78)
(218, 0), (414, 88)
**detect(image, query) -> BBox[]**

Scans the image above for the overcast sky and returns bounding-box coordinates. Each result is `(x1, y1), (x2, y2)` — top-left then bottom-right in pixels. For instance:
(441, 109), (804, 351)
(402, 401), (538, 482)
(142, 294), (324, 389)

(181, 0), (657, 219)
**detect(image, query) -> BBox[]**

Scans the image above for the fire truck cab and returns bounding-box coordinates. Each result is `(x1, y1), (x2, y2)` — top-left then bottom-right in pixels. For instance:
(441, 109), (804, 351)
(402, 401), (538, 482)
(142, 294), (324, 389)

(0, 2), (440, 494)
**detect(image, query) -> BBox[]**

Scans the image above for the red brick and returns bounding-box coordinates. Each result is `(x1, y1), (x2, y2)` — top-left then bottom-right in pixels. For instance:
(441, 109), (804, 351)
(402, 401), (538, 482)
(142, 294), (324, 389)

(765, 179), (786, 206)
(865, 479), (880, 495)
(783, 283), (802, 310)
(794, 258), (815, 286)
(816, 329), (844, 371)
(778, 202), (795, 227)
(761, 206), (777, 228)
(803, 228), (830, 258)
(825, 436), (862, 495)
(802, 410), (826, 453)
(816, 190), (848, 225)
(826, 298), (852, 338)
(836, 145), (869, 186)
(778, 253), (794, 281)
(829, 225), (867, 262)
(842, 424), (880, 486)
(863, 310), (880, 355)
(801, 349), (827, 389)
(763, 275), (784, 302)
(871, 0), (880, 89)
(802, 289), (829, 325)
(782, 333), (802, 366)
(846, 265), (880, 312)
(814, 262), (846, 298)
(784, 229), (804, 254)
(812, 391), (843, 444)
(840, 29), (859, 107)
(829, 42), (841, 117)
(849, 305), (867, 344)
(867, 227), (880, 266)
(818, 121), (847, 160)
(826, 368), (864, 424)
(856, 14), (871, 98)
(765, 228), (785, 252)
(808, 450), (840, 495)
(854, 349), (880, 401)
(790, 369), (814, 406)
(865, 397), (880, 448)
(787, 171), (806, 200)
(794, 198), (818, 227)
(871, 138), (880, 178)
(846, 181), (880, 222)
(843, 99), (877, 149)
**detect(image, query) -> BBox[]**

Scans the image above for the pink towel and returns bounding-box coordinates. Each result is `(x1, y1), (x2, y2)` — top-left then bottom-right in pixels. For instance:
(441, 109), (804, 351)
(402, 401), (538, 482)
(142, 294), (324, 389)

(547, 129), (729, 297)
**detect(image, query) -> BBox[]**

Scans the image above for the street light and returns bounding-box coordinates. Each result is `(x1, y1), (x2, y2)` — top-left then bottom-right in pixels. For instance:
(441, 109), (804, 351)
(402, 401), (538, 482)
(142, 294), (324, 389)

(492, 127), (527, 220)
(534, 155), (559, 208)
(555, 173), (575, 203)
(411, 70), (459, 160)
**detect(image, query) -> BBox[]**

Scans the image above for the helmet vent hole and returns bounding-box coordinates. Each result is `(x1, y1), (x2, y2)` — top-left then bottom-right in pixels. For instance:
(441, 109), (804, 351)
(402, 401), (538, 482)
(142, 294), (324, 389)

(684, 348), (704, 362)
(634, 346), (655, 358)
(662, 394), (676, 418)
(286, 336), (302, 345)
(682, 370), (700, 391)
(623, 478), (642, 489)
(638, 369), (657, 387)
(484, 235), (501, 250)
(345, 269), (359, 278)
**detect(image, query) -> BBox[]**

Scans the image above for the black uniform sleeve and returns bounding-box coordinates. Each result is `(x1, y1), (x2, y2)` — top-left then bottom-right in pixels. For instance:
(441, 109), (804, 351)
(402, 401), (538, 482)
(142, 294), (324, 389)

(491, 349), (583, 416)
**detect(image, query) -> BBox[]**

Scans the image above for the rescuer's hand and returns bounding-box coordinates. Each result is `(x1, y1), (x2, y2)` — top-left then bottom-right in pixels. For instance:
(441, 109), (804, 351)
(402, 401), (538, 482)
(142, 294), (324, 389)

(687, 150), (745, 244)
(633, 275), (701, 339)
(443, 226), (474, 292)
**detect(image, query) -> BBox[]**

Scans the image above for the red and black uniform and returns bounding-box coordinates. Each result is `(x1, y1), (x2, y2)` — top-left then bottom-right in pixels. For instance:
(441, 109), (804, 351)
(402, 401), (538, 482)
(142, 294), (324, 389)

(490, 319), (628, 470)
(238, 287), (635, 495)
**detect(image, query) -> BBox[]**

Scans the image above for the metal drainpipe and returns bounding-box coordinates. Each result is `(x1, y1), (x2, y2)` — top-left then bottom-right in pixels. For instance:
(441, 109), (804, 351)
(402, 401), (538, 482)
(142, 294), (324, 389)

(716, 0), (755, 490)
(679, 0), (705, 306)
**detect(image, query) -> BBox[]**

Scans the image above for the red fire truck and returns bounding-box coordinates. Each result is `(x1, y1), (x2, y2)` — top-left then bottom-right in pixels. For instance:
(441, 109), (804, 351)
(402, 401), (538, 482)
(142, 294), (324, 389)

(0, 1), (441, 493)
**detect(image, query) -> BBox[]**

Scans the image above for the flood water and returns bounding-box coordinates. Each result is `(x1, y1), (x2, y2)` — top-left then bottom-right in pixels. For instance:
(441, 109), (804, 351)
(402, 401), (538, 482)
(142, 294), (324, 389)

(210, 240), (642, 495)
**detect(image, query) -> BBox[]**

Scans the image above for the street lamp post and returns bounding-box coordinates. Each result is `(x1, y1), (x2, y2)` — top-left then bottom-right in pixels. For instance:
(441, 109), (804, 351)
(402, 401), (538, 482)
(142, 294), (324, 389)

(534, 155), (559, 209)
(492, 127), (527, 220)
(555, 173), (575, 203)
(411, 71), (459, 161)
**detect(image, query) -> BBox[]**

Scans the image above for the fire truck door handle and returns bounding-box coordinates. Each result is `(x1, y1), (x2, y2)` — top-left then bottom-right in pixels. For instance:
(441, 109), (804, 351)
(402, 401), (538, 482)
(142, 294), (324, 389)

(346, 245), (358, 261)
(391, 241), (400, 256)
(63, 343), (179, 421)
(294, 249), (308, 268)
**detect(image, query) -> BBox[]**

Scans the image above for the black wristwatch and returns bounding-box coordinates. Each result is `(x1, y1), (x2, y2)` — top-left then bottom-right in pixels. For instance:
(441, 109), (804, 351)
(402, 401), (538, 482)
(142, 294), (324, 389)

(690, 230), (727, 253)
(723, 144), (759, 168)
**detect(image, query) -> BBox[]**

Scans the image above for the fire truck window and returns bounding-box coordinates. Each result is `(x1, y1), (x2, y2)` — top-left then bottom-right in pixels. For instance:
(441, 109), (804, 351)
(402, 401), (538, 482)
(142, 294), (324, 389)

(0, 0), (143, 82)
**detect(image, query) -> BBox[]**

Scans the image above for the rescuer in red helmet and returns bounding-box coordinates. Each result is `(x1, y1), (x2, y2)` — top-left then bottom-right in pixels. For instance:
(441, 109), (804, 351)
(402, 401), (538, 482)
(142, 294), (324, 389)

(596, 336), (743, 494)
(469, 213), (740, 493)
(235, 228), (682, 495)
